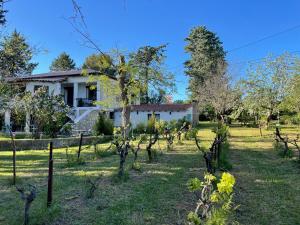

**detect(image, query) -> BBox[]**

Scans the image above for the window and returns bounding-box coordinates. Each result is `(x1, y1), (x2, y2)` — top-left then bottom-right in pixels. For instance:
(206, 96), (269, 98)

(34, 85), (49, 93)
(169, 111), (172, 115)
(86, 86), (97, 101)
(109, 112), (114, 120)
(136, 111), (139, 115)
(148, 113), (160, 120)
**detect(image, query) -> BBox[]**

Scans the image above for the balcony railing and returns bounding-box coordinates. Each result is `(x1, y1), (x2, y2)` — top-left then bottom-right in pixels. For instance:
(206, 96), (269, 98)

(76, 98), (96, 107)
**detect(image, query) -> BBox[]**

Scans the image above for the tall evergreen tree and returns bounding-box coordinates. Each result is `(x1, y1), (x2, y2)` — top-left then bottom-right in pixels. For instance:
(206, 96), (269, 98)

(50, 52), (76, 71)
(184, 26), (226, 98)
(0, 0), (7, 26)
(0, 30), (38, 77)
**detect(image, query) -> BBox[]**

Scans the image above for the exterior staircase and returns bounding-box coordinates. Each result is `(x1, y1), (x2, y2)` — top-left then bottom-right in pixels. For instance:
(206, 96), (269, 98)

(70, 109), (100, 135)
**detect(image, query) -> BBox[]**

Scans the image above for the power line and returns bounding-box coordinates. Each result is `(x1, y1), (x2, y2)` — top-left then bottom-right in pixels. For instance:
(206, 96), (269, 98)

(229, 50), (300, 66)
(227, 24), (300, 53)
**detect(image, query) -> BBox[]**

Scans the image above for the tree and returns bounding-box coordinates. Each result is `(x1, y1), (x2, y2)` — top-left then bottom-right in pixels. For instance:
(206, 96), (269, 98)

(242, 53), (294, 126)
(0, 30), (38, 77)
(49, 52), (76, 71)
(84, 51), (144, 177)
(196, 71), (240, 122)
(129, 45), (175, 104)
(14, 87), (70, 138)
(280, 60), (300, 124)
(82, 53), (116, 77)
(0, 0), (7, 26)
(185, 26), (226, 99)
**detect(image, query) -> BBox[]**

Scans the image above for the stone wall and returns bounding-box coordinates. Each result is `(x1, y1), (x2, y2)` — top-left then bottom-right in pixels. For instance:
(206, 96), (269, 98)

(0, 135), (112, 151)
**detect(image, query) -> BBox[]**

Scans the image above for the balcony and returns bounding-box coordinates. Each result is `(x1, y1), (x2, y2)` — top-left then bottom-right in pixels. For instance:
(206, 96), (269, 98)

(76, 98), (96, 107)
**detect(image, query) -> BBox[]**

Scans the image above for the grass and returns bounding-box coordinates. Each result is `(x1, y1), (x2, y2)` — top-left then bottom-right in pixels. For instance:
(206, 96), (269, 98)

(230, 127), (300, 225)
(0, 123), (299, 225)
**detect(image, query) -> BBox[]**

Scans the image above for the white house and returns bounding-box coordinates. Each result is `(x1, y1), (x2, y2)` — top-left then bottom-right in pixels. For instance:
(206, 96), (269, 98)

(2, 69), (198, 133)
(114, 103), (199, 128)
(3, 69), (120, 133)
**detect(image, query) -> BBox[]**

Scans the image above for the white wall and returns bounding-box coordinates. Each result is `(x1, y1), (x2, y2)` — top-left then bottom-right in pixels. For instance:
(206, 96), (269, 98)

(26, 82), (60, 95)
(26, 76), (122, 110)
(114, 108), (193, 127)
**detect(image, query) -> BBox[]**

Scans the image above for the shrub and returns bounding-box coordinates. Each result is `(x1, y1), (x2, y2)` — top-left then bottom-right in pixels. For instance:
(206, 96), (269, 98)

(132, 122), (146, 134)
(146, 115), (156, 134)
(93, 112), (114, 135)
(60, 123), (72, 136)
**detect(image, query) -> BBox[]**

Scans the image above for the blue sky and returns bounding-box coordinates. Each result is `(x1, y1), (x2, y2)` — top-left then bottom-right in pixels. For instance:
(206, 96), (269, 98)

(3, 0), (300, 100)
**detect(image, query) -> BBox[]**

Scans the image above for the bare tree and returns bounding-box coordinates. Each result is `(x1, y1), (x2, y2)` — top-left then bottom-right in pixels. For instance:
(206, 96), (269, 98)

(195, 63), (239, 123)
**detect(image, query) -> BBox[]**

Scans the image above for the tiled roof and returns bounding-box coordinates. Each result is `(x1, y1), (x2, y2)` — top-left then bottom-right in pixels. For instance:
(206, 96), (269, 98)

(6, 69), (116, 82)
(114, 104), (193, 112)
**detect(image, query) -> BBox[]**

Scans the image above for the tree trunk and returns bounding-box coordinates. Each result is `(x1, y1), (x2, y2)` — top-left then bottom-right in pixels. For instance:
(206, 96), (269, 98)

(118, 150), (126, 177)
(267, 109), (273, 128)
(24, 200), (31, 225)
(259, 124), (263, 137)
(147, 147), (152, 162)
(118, 55), (131, 139)
(17, 186), (36, 225)
(133, 150), (138, 162)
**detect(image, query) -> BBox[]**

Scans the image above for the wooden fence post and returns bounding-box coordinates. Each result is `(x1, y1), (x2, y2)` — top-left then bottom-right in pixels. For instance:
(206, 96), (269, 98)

(47, 142), (53, 207)
(78, 133), (83, 159)
(9, 128), (16, 185)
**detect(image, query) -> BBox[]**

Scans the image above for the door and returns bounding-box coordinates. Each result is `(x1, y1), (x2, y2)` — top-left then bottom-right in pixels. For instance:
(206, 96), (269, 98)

(65, 87), (74, 107)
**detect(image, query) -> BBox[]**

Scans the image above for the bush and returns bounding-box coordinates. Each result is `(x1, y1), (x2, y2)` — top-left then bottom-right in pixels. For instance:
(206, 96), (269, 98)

(146, 115), (156, 134)
(132, 122), (146, 134)
(93, 112), (114, 135)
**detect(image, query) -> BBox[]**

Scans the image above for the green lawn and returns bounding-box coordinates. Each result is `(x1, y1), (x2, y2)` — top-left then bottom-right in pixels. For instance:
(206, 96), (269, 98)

(0, 124), (299, 225)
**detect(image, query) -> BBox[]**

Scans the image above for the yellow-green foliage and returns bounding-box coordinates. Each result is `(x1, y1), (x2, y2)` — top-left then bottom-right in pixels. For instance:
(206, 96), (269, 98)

(187, 172), (236, 225)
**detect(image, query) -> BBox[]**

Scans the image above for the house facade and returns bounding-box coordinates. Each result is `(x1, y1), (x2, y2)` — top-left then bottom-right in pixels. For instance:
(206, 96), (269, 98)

(114, 103), (198, 128)
(3, 69), (119, 133)
(2, 70), (199, 133)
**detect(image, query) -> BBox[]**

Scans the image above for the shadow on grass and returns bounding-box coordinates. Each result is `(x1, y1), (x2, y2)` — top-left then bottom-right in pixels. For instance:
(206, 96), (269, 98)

(0, 147), (206, 225)
(230, 143), (300, 225)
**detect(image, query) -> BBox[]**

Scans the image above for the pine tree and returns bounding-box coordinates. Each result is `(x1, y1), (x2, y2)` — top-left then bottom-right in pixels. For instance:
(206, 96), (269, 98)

(0, 30), (38, 77)
(50, 52), (76, 71)
(184, 26), (226, 98)
(0, 0), (7, 26)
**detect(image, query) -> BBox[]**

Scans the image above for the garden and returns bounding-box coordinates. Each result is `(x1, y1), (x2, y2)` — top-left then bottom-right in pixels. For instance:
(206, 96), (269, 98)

(0, 121), (300, 225)
(1, 1), (300, 224)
